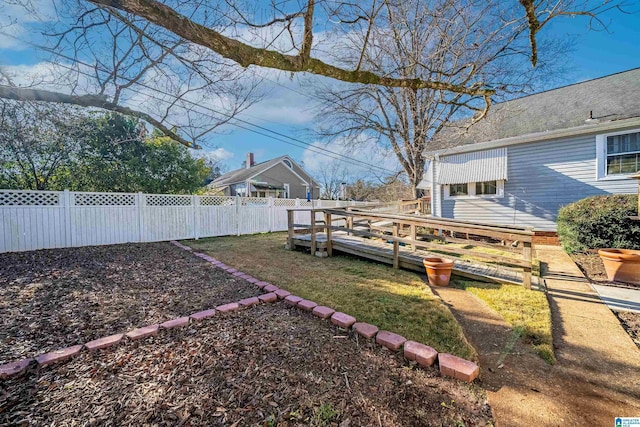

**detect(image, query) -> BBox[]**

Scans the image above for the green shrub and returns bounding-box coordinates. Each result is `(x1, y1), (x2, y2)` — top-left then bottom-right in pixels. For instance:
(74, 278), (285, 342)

(557, 194), (640, 253)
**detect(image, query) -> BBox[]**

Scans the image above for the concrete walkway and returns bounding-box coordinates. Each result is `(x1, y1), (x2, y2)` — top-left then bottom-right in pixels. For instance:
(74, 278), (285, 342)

(431, 245), (640, 426)
(592, 283), (640, 313)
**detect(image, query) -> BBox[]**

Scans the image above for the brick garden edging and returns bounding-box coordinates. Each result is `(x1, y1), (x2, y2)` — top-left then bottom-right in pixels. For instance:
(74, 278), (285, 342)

(0, 240), (479, 384)
(175, 241), (479, 383)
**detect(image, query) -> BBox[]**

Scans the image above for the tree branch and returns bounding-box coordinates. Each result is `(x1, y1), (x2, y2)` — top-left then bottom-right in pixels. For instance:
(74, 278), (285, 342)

(88, 0), (494, 96)
(0, 86), (200, 149)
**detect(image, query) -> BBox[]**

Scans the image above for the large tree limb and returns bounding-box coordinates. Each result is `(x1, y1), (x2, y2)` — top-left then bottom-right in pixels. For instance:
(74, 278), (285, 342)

(0, 85), (200, 149)
(88, 0), (495, 96)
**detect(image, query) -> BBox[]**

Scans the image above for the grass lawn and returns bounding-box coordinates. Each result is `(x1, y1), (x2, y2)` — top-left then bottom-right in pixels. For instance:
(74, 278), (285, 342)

(454, 279), (555, 364)
(185, 232), (476, 360)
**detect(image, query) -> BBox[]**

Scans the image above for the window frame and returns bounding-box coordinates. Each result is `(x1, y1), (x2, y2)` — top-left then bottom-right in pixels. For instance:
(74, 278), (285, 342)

(596, 129), (640, 180)
(444, 180), (504, 200)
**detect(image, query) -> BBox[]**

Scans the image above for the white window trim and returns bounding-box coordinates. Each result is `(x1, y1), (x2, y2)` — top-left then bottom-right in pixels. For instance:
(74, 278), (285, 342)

(283, 183), (290, 198)
(444, 180), (504, 200)
(596, 128), (640, 181)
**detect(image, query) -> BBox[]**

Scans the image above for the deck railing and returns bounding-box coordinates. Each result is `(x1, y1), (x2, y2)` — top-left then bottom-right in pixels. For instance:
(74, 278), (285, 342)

(287, 207), (535, 289)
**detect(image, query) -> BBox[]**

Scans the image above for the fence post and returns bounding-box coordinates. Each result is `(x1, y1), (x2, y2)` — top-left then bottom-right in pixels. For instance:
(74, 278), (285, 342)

(268, 197), (274, 232)
(287, 210), (295, 250)
(193, 195), (200, 240)
(137, 192), (145, 243)
(63, 189), (72, 247)
(392, 222), (399, 269)
(410, 224), (417, 252)
(325, 212), (333, 257)
(236, 195), (241, 236)
(523, 241), (532, 290)
(311, 210), (317, 255)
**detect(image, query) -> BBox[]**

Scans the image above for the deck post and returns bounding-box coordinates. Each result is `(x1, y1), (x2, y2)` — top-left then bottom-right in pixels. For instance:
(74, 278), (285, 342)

(325, 212), (333, 256)
(311, 210), (317, 255)
(287, 210), (295, 251)
(347, 216), (353, 236)
(392, 222), (399, 269)
(523, 241), (532, 289)
(410, 224), (417, 252)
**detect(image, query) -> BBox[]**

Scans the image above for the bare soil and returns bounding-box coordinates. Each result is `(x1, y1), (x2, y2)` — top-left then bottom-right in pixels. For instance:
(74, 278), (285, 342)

(0, 243), (261, 364)
(0, 304), (493, 426)
(570, 252), (610, 282)
(571, 252), (640, 348)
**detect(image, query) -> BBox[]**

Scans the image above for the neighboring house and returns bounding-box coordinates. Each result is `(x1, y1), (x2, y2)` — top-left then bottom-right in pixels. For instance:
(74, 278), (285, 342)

(419, 68), (640, 232)
(208, 153), (320, 199)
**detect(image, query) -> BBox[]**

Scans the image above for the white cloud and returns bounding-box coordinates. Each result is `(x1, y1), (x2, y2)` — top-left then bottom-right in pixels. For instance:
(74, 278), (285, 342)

(190, 147), (234, 165)
(0, 0), (57, 50)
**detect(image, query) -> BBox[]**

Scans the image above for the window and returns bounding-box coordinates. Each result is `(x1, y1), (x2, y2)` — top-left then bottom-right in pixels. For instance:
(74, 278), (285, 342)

(606, 132), (640, 175)
(283, 183), (290, 198)
(449, 183), (468, 196)
(283, 159), (293, 168)
(445, 180), (504, 199)
(476, 180), (497, 195)
(597, 130), (640, 179)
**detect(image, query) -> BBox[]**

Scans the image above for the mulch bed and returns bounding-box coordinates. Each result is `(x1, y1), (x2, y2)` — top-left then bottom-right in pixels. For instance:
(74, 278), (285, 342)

(0, 304), (493, 426)
(0, 243), (261, 364)
(571, 252), (640, 349)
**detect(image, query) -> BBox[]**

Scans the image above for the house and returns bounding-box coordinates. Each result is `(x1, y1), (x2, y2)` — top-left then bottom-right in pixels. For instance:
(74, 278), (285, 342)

(208, 153), (320, 199)
(419, 68), (640, 233)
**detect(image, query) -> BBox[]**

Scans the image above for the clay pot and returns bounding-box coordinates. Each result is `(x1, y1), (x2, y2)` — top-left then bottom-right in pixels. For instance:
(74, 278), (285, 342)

(423, 257), (455, 286)
(598, 248), (640, 285)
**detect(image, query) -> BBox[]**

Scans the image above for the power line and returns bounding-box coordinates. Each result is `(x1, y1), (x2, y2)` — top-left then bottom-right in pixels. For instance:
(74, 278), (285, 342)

(0, 30), (397, 174)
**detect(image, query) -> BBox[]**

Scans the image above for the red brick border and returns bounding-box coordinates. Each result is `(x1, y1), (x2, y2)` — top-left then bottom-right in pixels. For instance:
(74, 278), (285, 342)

(170, 240), (482, 382)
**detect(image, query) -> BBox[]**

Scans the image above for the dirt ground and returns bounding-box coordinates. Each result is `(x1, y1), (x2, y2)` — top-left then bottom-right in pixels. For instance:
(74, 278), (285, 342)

(0, 304), (493, 426)
(571, 252), (640, 348)
(0, 243), (261, 364)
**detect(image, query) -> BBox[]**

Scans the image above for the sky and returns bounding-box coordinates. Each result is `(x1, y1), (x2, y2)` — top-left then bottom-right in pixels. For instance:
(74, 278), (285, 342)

(1, 2), (639, 178)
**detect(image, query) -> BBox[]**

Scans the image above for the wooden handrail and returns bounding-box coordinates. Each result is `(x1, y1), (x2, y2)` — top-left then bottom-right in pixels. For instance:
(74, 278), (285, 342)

(286, 207), (533, 288)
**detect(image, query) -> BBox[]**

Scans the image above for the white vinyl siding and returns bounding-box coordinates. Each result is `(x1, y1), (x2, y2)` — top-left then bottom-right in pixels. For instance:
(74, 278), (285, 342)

(439, 133), (637, 231)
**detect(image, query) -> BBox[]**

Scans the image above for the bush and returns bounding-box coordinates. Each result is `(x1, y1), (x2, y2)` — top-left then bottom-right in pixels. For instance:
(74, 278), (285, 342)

(557, 194), (640, 253)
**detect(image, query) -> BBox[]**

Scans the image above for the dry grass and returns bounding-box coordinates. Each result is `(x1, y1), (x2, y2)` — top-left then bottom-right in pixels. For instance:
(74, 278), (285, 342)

(454, 279), (555, 364)
(185, 233), (476, 360)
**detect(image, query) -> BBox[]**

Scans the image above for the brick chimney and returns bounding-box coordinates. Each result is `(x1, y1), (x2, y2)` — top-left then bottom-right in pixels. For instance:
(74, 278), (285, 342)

(246, 152), (254, 169)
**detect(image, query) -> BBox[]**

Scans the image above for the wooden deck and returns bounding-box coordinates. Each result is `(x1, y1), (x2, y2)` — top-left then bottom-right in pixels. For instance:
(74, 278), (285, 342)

(290, 231), (543, 289)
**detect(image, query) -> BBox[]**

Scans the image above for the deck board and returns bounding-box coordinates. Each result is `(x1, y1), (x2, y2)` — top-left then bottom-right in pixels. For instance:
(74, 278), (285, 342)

(290, 232), (542, 289)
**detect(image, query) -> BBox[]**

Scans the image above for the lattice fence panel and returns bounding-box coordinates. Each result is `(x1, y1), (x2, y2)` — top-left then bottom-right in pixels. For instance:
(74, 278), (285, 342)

(0, 191), (61, 206)
(298, 200), (313, 207)
(273, 198), (296, 207)
(74, 193), (136, 206)
(240, 197), (269, 206)
(200, 196), (236, 206)
(145, 194), (193, 206)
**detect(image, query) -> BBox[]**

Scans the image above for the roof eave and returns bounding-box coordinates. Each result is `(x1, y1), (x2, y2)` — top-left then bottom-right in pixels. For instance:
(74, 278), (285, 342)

(424, 116), (640, 157)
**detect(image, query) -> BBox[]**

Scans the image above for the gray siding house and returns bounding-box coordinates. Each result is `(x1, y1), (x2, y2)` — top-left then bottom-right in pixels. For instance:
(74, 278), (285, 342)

(209, 153), (320, 199)
(420, 68), (640, 231)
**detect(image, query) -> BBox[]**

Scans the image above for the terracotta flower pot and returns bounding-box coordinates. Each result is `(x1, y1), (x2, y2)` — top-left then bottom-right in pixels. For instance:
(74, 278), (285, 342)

(423, 257), (455, 286)
(597, 248), (640, 285)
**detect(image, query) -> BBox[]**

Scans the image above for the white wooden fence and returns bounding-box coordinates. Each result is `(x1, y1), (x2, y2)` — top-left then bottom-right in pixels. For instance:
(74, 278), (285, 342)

(0, 190), (367, 253)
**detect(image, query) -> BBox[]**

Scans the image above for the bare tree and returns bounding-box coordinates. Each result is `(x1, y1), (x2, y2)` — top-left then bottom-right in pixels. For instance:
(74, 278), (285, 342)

(0, 0), (261, 148)
(0, 0), (629, 148)
(314, 0), (580, 197)
(0, 0), (626, 150)
(316, 162), (349, 200)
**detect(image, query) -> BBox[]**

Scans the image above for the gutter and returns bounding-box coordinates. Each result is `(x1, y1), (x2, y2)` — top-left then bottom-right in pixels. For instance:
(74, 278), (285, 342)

(424, 117), (640, 157)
